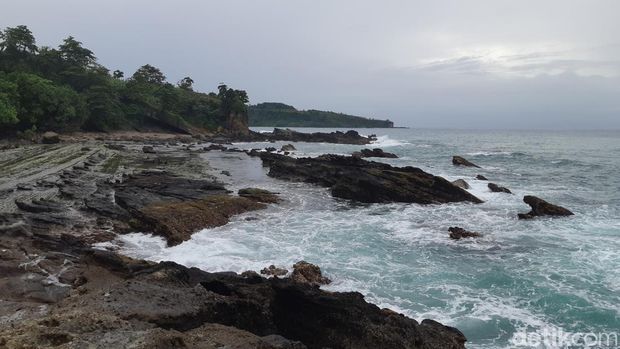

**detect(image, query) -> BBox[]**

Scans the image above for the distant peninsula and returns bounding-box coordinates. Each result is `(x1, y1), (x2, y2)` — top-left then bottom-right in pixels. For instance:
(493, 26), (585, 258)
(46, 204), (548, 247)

(249, 102), (394, 128)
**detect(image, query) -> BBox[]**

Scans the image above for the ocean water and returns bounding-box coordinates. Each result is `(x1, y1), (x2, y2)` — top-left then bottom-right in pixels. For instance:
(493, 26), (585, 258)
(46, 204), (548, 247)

(112, 128), (620, 348)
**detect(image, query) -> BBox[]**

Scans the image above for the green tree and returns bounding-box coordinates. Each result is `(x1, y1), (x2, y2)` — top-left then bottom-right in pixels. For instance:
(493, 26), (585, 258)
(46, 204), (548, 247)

(131, 64), (166, 85)
(83, 82), (124, 131)
(0, 76), (19, 125)
(58, 36), (95, 68)
(0, 25), (37, 55)
(178, 76), (194, 91)
(112, 70), (124, 79)
(10, 72), (86, 131)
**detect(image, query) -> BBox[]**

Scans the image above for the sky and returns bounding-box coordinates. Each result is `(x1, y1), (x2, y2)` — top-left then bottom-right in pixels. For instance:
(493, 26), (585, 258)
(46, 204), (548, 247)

(2, 0), (619, 129)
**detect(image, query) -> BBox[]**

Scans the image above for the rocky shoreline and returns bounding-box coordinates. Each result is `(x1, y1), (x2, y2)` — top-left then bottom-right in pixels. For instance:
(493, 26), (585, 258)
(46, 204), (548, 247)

(0, 131), (468, 349)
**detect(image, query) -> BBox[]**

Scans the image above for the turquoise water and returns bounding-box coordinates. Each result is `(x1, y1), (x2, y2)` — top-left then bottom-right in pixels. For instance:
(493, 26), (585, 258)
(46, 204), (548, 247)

(115, 128), (620, 348)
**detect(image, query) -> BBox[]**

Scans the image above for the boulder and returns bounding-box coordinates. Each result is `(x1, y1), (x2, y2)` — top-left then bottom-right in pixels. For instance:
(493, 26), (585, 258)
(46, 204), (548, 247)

(356, 148), (398, 158)
(488, 183), (511, 194)
(238, 188), (280, 203)
(265, 147), (277, 152)
(261, 265), (288, 277)
(448, 227), (482, 240)
(291, 261), (331, 286)
(142, 146), (156, 154)
(41, 132), (60, 144)
(281, 144), (296, 152)
(253, 153), (483, 204)
(452, 156), (480, 168)
(475, 174), (488, 180)
(452, 179), (470, 189)
(518, 195), (574, 219)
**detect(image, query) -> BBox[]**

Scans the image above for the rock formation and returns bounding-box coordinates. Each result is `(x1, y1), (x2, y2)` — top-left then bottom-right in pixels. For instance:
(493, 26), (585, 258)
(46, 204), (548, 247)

(518, 195), (574, 219)
(488, 183), (512, 194)
(452, 156), (480, 168)
(251, 152), (483, 204)
(448, 227), (482, 240)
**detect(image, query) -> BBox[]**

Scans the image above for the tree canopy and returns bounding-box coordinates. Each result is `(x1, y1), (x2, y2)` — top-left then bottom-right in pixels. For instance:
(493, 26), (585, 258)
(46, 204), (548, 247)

(0, 25), (250, 134)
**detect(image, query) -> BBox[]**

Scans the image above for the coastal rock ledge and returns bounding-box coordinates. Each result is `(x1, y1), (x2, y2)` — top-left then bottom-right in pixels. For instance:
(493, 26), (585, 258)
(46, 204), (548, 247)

(252, 152), (483, 204)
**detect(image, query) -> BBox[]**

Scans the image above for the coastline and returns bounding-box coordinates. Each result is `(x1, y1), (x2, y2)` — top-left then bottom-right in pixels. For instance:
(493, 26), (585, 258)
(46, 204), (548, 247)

(0, 131), (467, 349)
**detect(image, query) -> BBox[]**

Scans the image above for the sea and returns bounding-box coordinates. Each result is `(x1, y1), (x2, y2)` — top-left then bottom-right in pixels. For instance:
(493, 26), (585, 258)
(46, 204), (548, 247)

(110, 128), (620, 348)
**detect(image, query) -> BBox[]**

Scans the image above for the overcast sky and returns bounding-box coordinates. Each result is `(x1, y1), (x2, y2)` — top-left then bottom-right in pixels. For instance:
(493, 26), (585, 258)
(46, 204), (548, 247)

(2, 0), (619, 129)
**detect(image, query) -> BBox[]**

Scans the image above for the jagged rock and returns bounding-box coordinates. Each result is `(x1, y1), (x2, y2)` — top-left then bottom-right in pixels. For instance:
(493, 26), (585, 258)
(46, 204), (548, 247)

(265, 147), (277, 152)
(452, 156), (480, 168)
(221, 170), (231, 176)
(16, 183), (34, 191)
(265, 128), (375, 145)
(84, 171), (266, 246)
(281, 144), (296, 152)
(488, 183), (512, 194)
(448, 227), (482, 240)
(518, 195), (574, 219)
(41, 131), (60, 144)
(142, 146), (156, 154)
(253, 153), (482, 204)
(238, 188), (280, 203)
(475, 174), (488, 180)
(105, 143), (126, 151)
(291, 261), (331, 286)
(452, 179), (470, 189)
(261, 265), (289, 277)
(353, 148), (398, 158)
(204, 144), (228, 151)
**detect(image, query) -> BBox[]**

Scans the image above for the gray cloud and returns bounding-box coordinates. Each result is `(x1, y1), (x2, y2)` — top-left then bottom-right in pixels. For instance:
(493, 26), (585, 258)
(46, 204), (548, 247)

(1, 0), (619, 129)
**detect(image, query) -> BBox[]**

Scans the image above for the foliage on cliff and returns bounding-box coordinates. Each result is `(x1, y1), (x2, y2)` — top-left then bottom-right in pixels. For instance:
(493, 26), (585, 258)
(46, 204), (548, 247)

(0, 25), (248, 134)
(249, 102), (394, 128)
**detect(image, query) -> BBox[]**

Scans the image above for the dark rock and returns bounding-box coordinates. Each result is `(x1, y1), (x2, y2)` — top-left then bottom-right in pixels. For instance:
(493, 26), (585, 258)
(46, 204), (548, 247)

(475, 174), (488, 180)
(451, 179), (470, 189)
(238, 188), (280, 203)
(264, 128), (375, 145)
(518, 195), (574, 219)
(488, 183), (512, 194)
(448, 227), (482, 240)
(261, 265), (288, 277)
(80, 147), (91, 151)
(85, 171), (266, 246)
(41, 132), (60, 144)
(105, 144), (126, 151)
(254, 153), (482, 204)
(16, 183), (34, 191)
(265, 147), (277, 152)
(452, 156), (480, 168)
(142, 146), (156, 154)
(354, 148), (398, 158)
(220, 170), (231, 176)
(281, 144), (296, 152)
(291, 261), (331, 286)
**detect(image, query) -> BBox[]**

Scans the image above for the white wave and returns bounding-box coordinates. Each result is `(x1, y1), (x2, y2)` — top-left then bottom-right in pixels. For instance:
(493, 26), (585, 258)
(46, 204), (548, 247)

(370, 135), (410, 147)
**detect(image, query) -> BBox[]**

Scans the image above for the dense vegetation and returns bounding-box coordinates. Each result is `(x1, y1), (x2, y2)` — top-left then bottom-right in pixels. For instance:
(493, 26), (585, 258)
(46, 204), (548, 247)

(249, 103), (394, 128)
(0, 25), (249, 136)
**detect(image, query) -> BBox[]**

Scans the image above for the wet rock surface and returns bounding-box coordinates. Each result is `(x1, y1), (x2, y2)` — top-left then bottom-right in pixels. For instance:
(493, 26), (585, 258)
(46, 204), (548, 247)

(290, 261), (331, 286)
(448, 227), (483, 240)
(452, 156), (480, 168)
(353, 148), (398, 158)
(451, 179), (470, 189)
(238, 188), (280, 203)
(252, 152), (482, 204)
(488, 183), (512, 194)
(261, 128), (375, 145)
(518, 195), (574, 219)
